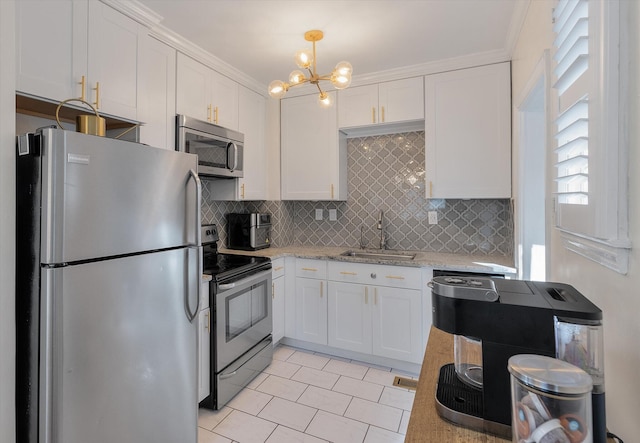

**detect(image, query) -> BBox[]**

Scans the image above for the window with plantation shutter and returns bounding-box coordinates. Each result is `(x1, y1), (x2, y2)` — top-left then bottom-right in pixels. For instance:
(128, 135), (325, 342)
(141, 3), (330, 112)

(551, 0), (630, 273)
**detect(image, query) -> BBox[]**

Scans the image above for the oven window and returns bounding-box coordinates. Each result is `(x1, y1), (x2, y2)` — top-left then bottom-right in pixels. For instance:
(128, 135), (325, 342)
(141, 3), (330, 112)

(225, 280), (268, 341)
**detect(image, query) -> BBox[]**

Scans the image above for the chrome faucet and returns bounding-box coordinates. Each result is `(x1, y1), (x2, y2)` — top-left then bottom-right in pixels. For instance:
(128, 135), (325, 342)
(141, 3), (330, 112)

(377, 210), (387, 249)
(359, 225), (367, 249)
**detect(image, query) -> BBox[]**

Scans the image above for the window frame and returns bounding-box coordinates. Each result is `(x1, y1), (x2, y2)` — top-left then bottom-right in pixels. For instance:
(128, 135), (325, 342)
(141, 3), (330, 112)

(552, 0), (630, 273)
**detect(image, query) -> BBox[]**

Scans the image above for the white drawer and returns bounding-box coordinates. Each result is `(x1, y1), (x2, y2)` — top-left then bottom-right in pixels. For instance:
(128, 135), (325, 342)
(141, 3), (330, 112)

(271, 258), (286, 279)
(328, 261), (422, 289)
(295, 258), (327, 279)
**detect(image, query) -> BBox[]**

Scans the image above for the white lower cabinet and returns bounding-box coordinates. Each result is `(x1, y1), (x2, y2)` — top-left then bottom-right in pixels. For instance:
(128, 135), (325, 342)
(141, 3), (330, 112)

(197, 280), (210, 403)
(328, 281), (372, 354)
(328, 281), (423, 364)
(286, 259), (426, 365)
(294, 259), (328, 345)
(271, 258), (285, 344)
(371, 285), (423, 363)
(295, 277), (327, 345)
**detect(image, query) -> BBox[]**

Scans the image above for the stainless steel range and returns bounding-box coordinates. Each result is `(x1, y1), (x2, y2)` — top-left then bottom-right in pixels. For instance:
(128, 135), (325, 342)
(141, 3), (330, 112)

(199, 224), (273, 410)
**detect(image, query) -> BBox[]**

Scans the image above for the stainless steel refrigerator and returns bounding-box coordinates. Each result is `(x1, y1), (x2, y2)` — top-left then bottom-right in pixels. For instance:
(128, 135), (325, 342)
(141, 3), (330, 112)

(15, 128), (202, 443)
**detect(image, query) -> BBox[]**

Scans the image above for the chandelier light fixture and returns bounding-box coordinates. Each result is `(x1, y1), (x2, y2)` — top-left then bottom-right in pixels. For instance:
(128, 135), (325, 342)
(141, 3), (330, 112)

(268, 30), (353, 107)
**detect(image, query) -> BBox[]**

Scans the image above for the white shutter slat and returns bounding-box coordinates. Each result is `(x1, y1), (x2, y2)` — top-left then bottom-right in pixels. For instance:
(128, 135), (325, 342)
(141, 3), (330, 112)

(553, 0), (589, 206)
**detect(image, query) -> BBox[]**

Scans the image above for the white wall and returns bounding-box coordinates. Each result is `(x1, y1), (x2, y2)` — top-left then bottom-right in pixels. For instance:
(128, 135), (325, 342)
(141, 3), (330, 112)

(511, 1), (640, 439)
(0, 1), (16, 442)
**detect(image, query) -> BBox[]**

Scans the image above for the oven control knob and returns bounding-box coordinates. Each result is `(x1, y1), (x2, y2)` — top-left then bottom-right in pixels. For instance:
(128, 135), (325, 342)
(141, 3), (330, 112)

(370, 273), (377, 279)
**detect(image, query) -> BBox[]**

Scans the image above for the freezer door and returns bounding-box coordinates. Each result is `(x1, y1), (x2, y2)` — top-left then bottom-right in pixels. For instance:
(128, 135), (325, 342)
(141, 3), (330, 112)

(38, 128), (199, 264)
(39, 248), (198, 443)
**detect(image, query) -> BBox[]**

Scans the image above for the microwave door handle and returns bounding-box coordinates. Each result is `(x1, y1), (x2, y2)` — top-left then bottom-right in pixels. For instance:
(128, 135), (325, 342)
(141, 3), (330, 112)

(227, 142), (237, 172)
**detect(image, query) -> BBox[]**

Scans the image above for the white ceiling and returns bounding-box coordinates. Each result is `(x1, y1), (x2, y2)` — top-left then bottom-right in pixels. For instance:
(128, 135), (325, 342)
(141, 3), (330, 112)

(136, 0), (529, 88)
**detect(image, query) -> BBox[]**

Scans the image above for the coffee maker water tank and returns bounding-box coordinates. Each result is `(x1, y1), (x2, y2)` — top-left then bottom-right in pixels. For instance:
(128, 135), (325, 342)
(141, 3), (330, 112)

(555, 317), (607, 442)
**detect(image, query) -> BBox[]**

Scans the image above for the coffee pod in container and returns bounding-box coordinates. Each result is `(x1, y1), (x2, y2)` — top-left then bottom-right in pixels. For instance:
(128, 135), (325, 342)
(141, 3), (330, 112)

(508, 355), (593, 443)
(559, 413), (589, 443)
(515, 402), (546, 439)
(530, 419), (570, 443)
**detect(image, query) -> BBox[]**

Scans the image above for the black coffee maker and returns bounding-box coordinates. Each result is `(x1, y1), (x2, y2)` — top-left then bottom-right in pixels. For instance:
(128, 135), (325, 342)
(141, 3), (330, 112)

(430, 276), (606, 442)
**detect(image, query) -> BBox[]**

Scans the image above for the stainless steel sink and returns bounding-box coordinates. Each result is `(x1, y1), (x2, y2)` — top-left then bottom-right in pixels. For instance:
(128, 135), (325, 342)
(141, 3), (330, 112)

(340, 250), (416, 261)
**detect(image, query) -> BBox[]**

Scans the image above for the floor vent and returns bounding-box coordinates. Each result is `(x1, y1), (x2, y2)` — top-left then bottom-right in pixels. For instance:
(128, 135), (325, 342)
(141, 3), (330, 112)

(392, 376), (418, 391)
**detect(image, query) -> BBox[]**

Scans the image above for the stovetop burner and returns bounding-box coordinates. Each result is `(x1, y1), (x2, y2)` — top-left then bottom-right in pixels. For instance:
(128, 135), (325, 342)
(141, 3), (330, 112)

(201, 224), (270, 282)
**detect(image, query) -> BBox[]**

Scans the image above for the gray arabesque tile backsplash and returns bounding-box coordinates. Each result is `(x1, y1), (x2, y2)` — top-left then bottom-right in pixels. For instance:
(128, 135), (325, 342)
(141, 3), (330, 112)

(201, 131), (513, 255)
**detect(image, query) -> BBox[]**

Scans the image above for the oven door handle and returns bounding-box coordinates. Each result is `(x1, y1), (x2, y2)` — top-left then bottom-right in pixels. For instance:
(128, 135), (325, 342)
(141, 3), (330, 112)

(219, 370), (238, 380)
(216, 268), (272, 293)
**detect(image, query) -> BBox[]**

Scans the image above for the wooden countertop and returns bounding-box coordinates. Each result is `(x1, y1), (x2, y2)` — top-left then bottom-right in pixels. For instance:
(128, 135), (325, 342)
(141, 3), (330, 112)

(405, 326), (510, 442)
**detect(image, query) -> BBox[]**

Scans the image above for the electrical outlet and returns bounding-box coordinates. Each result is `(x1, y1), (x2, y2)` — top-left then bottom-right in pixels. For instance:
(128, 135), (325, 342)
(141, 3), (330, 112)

(329, 208), (337, 221)
(315, 208), (323, 220)
(428, 211), (438, 225)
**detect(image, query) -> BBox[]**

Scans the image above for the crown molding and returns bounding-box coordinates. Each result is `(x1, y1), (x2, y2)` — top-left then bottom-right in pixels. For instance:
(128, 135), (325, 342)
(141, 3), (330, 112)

(100, 0), (266, 95)
(504, 0), (532, 57)
(102, 0), (514, 98)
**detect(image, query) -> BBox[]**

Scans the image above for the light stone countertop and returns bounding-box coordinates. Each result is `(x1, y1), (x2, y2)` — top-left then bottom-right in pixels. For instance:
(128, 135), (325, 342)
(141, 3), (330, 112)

(218, 245), (516, 275)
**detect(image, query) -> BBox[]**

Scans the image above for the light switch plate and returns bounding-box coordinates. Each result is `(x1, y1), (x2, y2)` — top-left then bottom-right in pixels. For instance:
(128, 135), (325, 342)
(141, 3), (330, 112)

(428, 211), (438, 225)
(315, 208), (323, 220)
(329, 208), (337, 221)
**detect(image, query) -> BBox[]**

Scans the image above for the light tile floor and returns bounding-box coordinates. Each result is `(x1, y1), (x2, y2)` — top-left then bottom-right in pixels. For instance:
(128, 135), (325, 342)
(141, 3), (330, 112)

(198, 345), (418, 443)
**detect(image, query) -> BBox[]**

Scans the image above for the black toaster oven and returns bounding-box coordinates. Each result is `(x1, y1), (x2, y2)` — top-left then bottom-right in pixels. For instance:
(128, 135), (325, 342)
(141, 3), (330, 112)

(227, 213), (271, 250)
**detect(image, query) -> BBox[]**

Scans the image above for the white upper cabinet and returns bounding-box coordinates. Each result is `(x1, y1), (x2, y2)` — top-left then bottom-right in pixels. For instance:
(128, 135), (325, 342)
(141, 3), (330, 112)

(211, 71), (239, 130)
(338, 77), (424, 128)
(281, 92), (347, 200)
(176, 53), (239, 130)
(87, 1), (140, 121)
(16, 0), (87, 103)
(425, 62), (511, 199)
(137, 35), (176, 149)
(175, 53), (211, 122)
(16, 0), (141, 121)
(238, 87), (266, 200)
(209, 86), (267, 201)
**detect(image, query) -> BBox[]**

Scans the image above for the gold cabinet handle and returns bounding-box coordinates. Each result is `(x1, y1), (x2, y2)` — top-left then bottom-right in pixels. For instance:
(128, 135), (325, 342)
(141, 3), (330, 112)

(214, 106), (219, 124)
(320, 281), (323, 297)
(301, 267), (318, 272)
(274, 266), (284, 271)
(79, 75), (86, 101)
(381, 106), (385, 123)
(205, 311), (210, 331)
(339, 271), (357, 276)
(372, 107), (376, 124)
(374, 288), (378, 305)
(207, 104), (212, 122)
(331, 184), (335, 199)
(241, 183), (245, 199)
(93, 82), (100, 109)
(385, 275), (405, 280)
(429, 180), (433, 198)
(364, 286), (368, 304)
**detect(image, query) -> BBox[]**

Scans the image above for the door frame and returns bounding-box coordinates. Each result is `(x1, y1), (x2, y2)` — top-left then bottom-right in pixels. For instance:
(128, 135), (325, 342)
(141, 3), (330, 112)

(514, 51), (552, 280)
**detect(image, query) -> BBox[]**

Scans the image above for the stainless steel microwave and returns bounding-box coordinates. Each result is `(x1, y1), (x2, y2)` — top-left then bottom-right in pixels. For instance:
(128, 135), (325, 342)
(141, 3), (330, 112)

(176, 114), (244, 178)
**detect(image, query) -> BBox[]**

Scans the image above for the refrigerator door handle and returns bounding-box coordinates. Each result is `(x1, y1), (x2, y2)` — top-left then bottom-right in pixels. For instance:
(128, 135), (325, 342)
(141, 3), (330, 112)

(185, 246), (201, 323)
(185, 169), (201, 323)
(189, 169), (202, 247)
